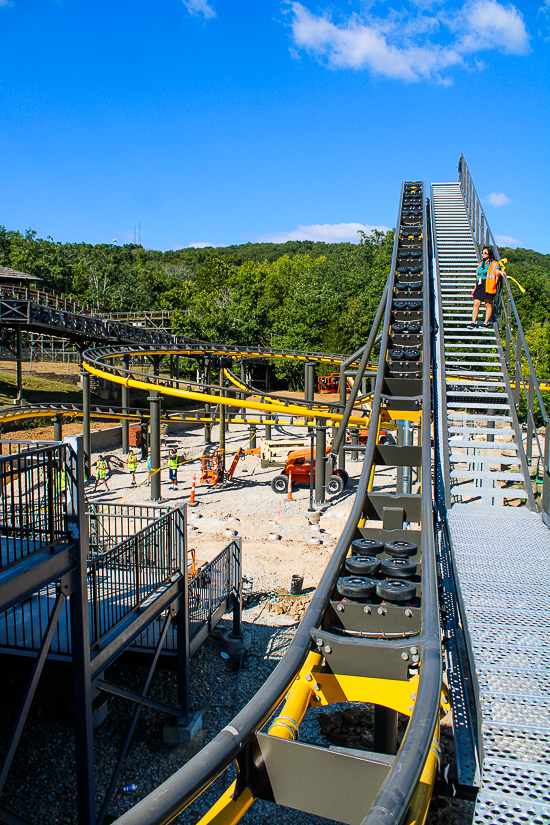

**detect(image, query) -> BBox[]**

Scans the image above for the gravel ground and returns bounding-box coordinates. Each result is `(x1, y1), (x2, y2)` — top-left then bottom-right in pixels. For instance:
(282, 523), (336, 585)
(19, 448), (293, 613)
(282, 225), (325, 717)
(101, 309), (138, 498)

(0, 420), (472, 825)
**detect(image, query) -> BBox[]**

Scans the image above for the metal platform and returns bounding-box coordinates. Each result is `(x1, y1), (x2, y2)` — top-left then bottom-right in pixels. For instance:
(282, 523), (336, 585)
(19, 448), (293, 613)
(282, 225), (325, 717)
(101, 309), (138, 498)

(448, 505), (550, 824)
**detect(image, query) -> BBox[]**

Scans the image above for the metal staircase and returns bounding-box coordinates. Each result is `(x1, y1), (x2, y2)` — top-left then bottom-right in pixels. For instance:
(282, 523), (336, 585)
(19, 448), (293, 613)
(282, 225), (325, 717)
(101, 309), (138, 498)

(431, 182), (532, 507)
(432, 165), (550, 825)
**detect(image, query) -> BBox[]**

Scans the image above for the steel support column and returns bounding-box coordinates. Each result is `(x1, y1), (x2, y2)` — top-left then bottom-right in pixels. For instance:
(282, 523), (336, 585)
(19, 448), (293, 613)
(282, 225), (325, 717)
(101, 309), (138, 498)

(338, 367), (346, 471)
(122, 355), (130, 454)
(304, 361), (316, 403)
(82, 371), (91, 478)
(149, 392), (162, 501)
(15, 327), (23, 405)
(66, 436), (96, 824)
(249, 424), (257, 450)
(315, 420), (326, 504)
(53, 414), (63, 443)
(265, 422), (272, 441)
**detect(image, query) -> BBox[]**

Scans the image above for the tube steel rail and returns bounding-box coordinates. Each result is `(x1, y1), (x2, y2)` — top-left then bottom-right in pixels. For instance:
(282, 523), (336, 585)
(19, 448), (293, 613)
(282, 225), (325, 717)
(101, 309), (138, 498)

(107, 181), (442, 825)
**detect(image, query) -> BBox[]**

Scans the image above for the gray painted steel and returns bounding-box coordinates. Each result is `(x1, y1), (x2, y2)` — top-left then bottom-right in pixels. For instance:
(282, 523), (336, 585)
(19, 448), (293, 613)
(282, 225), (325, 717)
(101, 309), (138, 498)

(432, 180), (550, 822)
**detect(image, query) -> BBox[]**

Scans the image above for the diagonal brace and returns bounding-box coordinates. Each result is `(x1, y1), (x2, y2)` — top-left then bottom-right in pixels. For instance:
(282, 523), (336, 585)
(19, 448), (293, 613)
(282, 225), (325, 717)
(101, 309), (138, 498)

(0, 590), (66, 795)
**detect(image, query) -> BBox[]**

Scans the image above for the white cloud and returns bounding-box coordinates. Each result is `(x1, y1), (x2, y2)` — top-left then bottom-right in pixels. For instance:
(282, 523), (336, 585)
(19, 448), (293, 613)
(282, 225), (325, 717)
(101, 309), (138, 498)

(484, 192), (511, 206)
(183, 0), (216, 19)
(285, 0), (530, 83)
(258, 222), (391, 243)
(495, 234), (520, 246)
(186, 241), (216, 248)
(460, 0), (530, 55)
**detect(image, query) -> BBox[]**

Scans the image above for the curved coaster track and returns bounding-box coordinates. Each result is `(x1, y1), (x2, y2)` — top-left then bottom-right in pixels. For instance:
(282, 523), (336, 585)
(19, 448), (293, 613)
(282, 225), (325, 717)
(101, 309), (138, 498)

(0, 158), (548, 825)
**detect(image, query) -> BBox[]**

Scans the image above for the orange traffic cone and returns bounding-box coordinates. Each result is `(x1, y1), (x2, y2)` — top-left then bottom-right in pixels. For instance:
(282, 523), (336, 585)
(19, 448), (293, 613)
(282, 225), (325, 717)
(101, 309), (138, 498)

(189, 473), (198, 507)
(287, 469), (292, 501)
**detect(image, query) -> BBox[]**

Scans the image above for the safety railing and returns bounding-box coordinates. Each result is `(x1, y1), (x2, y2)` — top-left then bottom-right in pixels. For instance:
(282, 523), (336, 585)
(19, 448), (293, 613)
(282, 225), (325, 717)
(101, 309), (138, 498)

(0, 284), (94, 316)
(0, 442), (68, 569)
(188, 540), (240, 643)
(87, 502), (171, 555)
(88, 507), (184, 648)
(459, 154), (549, 517)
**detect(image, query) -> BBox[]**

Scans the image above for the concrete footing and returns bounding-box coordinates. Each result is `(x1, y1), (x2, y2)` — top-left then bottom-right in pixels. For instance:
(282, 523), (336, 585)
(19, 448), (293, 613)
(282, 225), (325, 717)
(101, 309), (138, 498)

(162, 710), (203, 746)
(220, 630), (252, 657)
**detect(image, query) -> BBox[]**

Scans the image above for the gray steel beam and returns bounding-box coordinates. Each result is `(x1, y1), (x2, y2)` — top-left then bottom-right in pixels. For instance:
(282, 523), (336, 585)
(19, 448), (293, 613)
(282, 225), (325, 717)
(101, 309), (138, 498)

(122, 355), (130, 454)
(0, 543), (76, 614)
(315, 420), (326, 504)
(81, 371), (91, 477)
(149, 392), (162, 501)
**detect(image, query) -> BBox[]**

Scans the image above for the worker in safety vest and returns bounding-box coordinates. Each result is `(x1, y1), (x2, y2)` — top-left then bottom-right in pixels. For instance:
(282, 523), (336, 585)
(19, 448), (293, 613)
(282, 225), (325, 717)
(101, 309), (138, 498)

(55, 469), (66, 498)
(94, 455), (110, 492)
(127, 449), (138, 486)
(468, 246), (505, 329)
(168, 448), (179, 491)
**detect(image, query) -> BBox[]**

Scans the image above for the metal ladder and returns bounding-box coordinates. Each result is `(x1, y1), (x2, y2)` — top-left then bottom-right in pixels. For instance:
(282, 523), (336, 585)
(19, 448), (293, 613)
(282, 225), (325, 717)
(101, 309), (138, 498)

(431, 182), (532, 507)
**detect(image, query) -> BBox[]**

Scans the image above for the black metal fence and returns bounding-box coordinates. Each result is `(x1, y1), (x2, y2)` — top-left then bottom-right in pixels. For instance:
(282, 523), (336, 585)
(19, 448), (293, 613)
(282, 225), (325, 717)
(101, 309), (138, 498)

(132, 538), (241, 653)
(87, 502), (171, 555)
(0, 441), (68, 570)
(88, 509), (184, 648)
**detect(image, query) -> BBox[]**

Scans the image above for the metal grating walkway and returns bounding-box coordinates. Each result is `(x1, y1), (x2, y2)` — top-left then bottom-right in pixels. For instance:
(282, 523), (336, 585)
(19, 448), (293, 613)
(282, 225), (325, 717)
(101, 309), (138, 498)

(432, 182), (550, 824)
(447, 506), (550, 825)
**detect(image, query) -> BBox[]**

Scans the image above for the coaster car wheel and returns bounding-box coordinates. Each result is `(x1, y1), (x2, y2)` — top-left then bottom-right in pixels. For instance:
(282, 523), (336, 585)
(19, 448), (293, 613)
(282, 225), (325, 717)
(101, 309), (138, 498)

(376, 579), (416, 602)
(351, 538), (384, 555)
(384, 540), (417, 557)
(337, 576), (377, 599)
(345, 555), (381, 576)
(380, 557), (417, 578)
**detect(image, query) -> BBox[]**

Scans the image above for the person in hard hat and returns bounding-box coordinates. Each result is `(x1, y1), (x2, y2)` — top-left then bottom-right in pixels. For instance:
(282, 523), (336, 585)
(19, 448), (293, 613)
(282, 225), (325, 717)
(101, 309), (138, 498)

(168, 447), (179, 491)
(94, 455), (110, 492)
(468, 246), (504, 329)
(126, 449), (138, 486)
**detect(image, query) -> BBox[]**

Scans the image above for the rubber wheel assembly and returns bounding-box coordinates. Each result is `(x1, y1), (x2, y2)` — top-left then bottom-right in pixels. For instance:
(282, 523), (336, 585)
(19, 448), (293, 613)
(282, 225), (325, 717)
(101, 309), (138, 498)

(380, 557), (417, 578)
(384, 540), (417, 557)
(376, 579), (417, 602)
(351, 538), (384, 555)
(337, 576), (377, 599)
(345, 555), (381, 576)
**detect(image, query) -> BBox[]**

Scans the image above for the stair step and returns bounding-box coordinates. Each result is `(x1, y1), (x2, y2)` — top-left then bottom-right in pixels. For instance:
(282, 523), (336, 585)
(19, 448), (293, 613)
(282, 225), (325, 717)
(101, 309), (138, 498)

(450, 469), (525, 481)
(449, 455), (522, 467)
(451, 486), (528, 500)
(447, 413), (513, 422)
(448, 440), (518, 450)
(447, 403), (511, 410)
(446, 362), (501, 368)
(448, 427), (515, 435)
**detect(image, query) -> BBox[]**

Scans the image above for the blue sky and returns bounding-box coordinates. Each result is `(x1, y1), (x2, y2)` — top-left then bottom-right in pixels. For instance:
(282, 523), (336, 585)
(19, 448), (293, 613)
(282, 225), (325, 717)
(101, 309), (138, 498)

(1, 0), (548, 252)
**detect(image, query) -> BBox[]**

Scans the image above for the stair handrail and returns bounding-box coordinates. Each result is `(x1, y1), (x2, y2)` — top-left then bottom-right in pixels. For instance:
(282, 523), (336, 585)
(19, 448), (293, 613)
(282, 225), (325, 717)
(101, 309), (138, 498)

(458, 154), (549, 517)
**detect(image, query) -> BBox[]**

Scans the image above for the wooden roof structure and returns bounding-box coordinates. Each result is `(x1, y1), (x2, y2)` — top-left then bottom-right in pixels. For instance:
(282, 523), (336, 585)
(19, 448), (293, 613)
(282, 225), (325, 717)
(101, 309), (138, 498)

(0, 265), (41, 283)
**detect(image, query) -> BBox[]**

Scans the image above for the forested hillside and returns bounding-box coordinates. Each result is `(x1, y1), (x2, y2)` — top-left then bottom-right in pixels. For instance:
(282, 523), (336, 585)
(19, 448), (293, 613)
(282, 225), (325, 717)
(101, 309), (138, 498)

(0, 225), (548, 381)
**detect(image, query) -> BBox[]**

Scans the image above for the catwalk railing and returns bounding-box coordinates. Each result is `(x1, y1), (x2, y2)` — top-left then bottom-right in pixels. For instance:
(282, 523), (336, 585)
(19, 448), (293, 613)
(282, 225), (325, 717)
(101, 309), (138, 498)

(88, 509), (184, 648)
(0, 441), (68, 568)
(459, 154), (549, 518)
(87, 502), (171, 555)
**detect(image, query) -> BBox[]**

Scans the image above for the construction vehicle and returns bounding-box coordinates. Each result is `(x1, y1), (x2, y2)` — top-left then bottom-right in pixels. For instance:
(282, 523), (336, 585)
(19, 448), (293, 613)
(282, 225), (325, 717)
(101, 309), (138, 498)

(270, 446), (348, 495)
(260, 437), (332, 468)
(318, 373), (340, 394)
(201, 446), (260, 485)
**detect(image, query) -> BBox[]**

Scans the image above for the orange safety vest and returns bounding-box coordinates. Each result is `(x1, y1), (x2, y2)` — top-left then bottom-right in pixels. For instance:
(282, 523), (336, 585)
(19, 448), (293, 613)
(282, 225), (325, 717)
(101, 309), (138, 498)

(485, 260), (502, 294)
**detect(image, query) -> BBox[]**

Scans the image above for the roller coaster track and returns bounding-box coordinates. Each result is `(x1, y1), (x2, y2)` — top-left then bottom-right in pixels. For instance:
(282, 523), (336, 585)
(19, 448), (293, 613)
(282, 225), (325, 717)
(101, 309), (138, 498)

(1, 159), (548, 825)
(78, 179), (439, 825)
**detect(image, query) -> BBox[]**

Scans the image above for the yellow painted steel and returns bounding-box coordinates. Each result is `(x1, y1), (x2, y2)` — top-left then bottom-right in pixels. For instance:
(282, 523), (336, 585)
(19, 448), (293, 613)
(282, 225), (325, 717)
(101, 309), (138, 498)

(268, 652), (323, 738)
(83, 362), (370, 426)
(195, 782), (254, 825)
(404, 720), (441, 825)
(311, 673), (420, 713)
